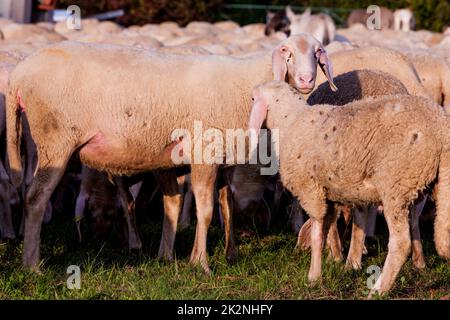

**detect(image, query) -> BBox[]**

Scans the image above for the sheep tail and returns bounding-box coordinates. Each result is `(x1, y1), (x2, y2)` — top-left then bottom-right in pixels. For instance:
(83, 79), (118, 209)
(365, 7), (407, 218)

(6, 87), (23, 187)
(296, 218), (312, 250)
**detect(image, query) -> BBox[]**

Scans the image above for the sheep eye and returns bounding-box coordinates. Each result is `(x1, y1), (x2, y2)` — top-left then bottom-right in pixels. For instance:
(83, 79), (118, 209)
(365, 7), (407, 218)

(251, 97), (255, 101)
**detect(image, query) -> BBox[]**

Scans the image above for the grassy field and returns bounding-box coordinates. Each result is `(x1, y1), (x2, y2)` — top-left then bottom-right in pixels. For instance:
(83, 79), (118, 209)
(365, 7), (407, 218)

(0, 212), (448, 300)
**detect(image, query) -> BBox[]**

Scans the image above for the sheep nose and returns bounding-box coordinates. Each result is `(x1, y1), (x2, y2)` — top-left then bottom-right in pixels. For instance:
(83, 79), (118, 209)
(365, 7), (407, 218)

(299, 75), (314, 84)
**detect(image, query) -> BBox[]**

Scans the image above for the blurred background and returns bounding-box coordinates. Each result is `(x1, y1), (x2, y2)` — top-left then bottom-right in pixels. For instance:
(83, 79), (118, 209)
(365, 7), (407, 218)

(1, 0), (449, 32)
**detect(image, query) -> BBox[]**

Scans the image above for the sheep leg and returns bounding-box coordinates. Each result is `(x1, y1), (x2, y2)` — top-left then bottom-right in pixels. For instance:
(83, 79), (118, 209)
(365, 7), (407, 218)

(22, 148), (71, 269)
(154, 170), (183, 261)
(115, 177), (142, 250)
(271, 179), (283, 217)
(178, 174), (192, 229)
(433, 157), (450, 259)
(189, 165), (218, 275)
(300, 193), (328, 282)
(370, 203), (410, 297)
(345, 206), (368, 270)
(365, 206), (378, 239)
(179, 187), (192, 228)
(410, 195), (427, 269)
(323, 204), (342, 262)
(290, 199), (305, 234)
(296, 204), (342, 263)
(0, 161), (15, 239)
(309, 217), (325, 282)
(218, 183), (237, 263)
(326, 222), (343, 262)
(74, 185), (89, 242)
(0, 188), (15, 239)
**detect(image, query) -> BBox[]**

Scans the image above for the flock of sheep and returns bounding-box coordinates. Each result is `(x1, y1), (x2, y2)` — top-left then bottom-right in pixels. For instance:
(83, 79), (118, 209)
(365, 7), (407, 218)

(0, 5), (449, 298)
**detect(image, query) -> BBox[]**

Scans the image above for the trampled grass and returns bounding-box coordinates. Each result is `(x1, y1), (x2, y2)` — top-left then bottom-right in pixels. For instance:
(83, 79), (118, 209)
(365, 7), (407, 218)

(0, 213), (448, 300)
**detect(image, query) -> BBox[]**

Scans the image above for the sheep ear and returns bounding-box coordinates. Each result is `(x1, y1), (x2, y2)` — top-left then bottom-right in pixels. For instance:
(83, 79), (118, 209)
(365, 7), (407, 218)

(318, 48), (338, 91)
(301, 8), (312, 18)
(272, 46), (288, 81)
(286, 6), (296, 21)
(248, 98), (268, 138)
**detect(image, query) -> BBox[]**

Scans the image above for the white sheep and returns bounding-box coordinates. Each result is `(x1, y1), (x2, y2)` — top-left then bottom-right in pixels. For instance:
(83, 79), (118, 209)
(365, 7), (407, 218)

(6, 34), (337, 272)
(249, 80), (450, 296)
(314, 46), (431, 100)
(286, 7), (336, 45)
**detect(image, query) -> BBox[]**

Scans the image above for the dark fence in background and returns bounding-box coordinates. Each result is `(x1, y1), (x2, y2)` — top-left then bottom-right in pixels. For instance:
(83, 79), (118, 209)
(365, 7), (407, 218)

(57, 0), (450, 32)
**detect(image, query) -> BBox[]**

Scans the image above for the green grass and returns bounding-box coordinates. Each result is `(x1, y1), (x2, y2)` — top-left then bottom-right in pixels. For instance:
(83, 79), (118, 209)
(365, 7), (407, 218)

(0, 215), (448, 300)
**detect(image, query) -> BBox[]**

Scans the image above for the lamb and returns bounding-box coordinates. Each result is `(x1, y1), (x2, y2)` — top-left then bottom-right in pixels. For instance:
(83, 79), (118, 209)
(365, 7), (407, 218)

(394, 9), (415, 32)
(286, 7), (335, 45)
(314, 46), (431, 100)
(249, 80), (450, 296)
(223, 69), (413, 265)
(6, 34), (337, 271)
(305, 69), (425, 268)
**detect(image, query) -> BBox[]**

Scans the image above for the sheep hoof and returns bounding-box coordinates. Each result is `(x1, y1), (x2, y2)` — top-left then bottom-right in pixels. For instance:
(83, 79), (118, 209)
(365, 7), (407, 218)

(22, 264), (43, 275)
(128, 240), (142, 251)
(412, 257), (426, 270)
(0, 232), (16, 241)
(326, 248), (343, 263)
(226, 250), (238, 265)
(307, 271), (321, 283)
(157, 250), (174, 262)
(345, 258), (362, 270)
(203, 266), (212, 276)
(189, 254), (211, 276)
(192, 262), (211, 276)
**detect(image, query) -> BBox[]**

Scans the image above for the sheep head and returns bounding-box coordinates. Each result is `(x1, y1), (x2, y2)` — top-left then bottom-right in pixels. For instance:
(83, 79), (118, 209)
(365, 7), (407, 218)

(272, 33), (337, 94)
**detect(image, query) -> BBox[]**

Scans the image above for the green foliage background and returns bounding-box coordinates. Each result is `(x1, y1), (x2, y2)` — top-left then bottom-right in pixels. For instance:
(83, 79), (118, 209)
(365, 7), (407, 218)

(57, 0), (450, 32)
